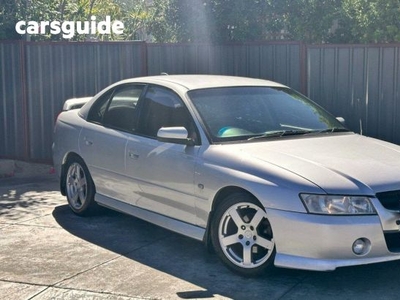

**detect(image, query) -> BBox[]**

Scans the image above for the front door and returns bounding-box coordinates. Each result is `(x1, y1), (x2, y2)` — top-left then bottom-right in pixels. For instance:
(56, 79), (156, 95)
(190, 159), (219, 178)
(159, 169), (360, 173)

(124, 85), (200, 224)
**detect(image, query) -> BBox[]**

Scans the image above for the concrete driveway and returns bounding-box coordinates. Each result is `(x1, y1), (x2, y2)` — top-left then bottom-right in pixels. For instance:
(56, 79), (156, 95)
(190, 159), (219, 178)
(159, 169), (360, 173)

(1, 172), (400, 299)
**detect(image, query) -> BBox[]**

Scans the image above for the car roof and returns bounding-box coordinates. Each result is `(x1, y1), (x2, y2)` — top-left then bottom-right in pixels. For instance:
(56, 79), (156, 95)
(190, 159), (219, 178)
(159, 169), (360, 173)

(78, 75), (288, 119)
(117, 75), (287, 90)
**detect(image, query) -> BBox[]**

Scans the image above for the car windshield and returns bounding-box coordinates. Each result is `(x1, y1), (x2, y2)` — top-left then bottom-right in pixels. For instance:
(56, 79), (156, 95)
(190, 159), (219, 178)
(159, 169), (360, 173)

(188, 86), (348, 142)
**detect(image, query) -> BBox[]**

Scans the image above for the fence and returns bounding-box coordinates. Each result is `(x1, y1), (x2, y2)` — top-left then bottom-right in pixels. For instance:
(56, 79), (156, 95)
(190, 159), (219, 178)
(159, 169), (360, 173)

(1, 41), (147, 161)
(308, 44), (400, 145)
(146, 42), (305, 92)
(1, 40), (400, 162)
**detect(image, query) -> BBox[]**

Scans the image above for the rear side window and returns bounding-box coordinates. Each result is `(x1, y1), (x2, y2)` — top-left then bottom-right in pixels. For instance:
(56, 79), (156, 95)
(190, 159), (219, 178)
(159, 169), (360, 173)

(87, 84), (144, 132)
(87, 89), (113, 123)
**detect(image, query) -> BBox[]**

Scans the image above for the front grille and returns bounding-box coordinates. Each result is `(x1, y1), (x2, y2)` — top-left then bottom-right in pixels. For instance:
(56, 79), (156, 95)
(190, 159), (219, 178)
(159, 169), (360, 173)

(377, 190), (400, 252)
(376, 190), (400, 211)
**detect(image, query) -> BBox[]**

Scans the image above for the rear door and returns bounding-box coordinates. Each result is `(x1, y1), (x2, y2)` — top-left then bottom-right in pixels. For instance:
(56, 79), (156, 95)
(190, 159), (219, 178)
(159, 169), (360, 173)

(79, 84), (145, 202)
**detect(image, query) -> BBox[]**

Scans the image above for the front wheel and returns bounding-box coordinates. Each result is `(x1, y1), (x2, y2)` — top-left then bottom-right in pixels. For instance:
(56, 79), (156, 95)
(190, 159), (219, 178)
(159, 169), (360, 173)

(211, 193), (275, 276)
(65, 156), (97, 216)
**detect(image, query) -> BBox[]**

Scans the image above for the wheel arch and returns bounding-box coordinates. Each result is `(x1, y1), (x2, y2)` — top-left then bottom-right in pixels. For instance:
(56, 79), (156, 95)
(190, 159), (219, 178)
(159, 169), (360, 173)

(203, 185), (263, 251)
(60, 152), (89, 196)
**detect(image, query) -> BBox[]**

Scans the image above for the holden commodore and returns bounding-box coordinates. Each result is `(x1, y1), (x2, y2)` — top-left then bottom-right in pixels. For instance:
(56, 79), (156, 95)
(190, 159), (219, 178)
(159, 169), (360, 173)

(52, 75), (400, 276)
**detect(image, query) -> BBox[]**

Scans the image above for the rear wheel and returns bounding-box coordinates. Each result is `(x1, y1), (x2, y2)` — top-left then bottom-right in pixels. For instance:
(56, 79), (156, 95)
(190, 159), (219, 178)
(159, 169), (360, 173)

(211, 193), (275, 276)
(65, 156), (96, 216)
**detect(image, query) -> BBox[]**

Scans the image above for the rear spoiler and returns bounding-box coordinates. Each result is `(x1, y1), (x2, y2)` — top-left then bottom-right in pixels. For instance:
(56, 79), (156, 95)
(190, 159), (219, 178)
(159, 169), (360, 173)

(62, 97), (92, 111)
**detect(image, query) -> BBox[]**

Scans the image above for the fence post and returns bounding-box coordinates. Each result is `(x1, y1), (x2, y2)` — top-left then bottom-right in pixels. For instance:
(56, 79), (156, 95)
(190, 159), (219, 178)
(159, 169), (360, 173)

(142, 41), (148, 76)
(19, 40), (30, 161)
(299, 42), (308, 96)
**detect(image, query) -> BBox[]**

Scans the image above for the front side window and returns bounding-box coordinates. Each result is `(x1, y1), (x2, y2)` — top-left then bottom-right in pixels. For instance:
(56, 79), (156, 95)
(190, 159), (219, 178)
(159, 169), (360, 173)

(188, 87), (348, 142)
(137, 86), (198, 142)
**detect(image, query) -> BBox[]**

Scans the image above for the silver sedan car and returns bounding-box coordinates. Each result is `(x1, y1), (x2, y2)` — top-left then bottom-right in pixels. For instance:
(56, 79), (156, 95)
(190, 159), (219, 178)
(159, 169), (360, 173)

(53, 75), (400, 276)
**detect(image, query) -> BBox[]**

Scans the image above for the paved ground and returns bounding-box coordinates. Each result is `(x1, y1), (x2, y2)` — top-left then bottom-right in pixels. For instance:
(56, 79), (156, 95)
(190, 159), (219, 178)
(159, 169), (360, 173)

(2, 169), (400, 299)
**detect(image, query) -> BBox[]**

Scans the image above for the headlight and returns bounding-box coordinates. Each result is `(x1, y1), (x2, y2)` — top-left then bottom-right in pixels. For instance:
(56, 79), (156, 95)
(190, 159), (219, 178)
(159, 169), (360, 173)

(300, 194), (376, 215)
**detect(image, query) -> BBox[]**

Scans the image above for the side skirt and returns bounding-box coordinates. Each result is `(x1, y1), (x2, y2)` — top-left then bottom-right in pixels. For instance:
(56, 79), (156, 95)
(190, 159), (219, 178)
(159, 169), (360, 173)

(95, 193), (206, 241)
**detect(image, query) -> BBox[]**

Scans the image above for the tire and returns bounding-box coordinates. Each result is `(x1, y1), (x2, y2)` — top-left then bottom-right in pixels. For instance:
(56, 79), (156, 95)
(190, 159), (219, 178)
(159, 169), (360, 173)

(64, 156), (97, 216)
(211, 192), (275, 276)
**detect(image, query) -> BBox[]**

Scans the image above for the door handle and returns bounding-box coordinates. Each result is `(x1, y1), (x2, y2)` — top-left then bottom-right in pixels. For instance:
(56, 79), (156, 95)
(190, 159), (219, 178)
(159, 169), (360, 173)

(83, 137), (93, 146)
(128, 150), (139, 160)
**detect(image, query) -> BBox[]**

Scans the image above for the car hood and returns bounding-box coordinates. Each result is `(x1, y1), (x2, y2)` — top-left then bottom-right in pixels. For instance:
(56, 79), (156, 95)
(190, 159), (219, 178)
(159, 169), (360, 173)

(229, 133), (400, 195)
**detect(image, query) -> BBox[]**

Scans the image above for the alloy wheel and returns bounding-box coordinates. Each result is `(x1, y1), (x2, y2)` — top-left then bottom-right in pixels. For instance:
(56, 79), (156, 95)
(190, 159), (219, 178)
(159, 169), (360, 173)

(218, 202), (275, 269)
(66, 162), (88, 210)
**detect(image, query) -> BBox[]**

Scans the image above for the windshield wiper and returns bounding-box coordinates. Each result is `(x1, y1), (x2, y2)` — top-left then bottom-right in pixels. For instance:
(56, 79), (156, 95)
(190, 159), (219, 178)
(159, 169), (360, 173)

(318, 127), (350, 133)
(247, 128), (350, 140)
(247, 129), (313, 141)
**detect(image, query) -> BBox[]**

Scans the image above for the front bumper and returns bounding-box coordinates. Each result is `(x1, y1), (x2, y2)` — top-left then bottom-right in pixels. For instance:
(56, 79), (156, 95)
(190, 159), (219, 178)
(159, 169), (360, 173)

(267, 203), (400, 271)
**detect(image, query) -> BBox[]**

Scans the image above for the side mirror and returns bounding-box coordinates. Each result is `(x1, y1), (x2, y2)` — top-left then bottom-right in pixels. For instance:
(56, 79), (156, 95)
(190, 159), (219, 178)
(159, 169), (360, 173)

(157, 127), (195, 146)
(336, 117), (346, 125)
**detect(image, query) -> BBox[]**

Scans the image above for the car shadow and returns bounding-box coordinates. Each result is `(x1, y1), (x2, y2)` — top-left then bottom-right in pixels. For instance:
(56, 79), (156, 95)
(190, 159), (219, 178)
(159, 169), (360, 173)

(52, 204), (400, 299)
(52, 204), (308, 299)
